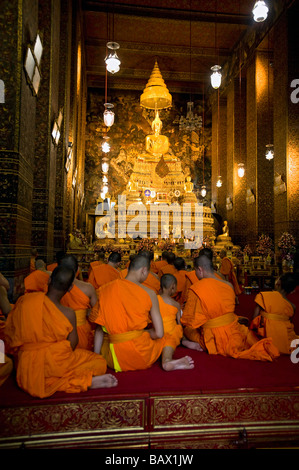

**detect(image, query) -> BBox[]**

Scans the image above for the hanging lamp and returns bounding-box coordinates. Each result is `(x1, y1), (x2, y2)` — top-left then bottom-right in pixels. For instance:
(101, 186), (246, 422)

(252, 1), (269, 22)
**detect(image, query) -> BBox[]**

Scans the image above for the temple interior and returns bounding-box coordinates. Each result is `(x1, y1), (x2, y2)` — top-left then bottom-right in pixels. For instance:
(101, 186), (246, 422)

(1, 0), (299, 450)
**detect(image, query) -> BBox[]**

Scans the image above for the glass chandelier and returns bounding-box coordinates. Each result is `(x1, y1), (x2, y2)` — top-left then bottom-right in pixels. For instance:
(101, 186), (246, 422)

(216, 176), (222, 188)
(179, 102), (202, 131)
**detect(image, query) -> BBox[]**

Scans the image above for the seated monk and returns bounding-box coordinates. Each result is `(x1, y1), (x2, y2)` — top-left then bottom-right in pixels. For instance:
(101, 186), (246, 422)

(92, 253), (194, 372)
(24, 258), (51, 294)
(181, 252), (280, 361)
(59, 254), (97, 350)
(88, 251), (122, 290)
(158, 274), (183, 349)
(181, 248), (223, 305)
(0, 274), (13, 387)
(219, 249), (242, 297)
(158, 252), (177, 278)
(250, 273), (299, 354)
(4, 266), (117, 398)
(151, 251), (168, 274)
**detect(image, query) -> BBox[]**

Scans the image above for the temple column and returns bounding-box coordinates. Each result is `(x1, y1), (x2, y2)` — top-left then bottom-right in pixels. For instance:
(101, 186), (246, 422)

(246, 50), (274, 246)
(273, 5), (299, 246)
(31, 0), (62, 263)
(0, 0), (38, 298)
(226, 77), (247, 247)
(211, 93), (227, 232)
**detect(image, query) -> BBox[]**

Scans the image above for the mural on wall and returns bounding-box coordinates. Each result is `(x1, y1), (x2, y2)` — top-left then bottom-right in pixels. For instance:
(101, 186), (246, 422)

(84, 89), (211, 212)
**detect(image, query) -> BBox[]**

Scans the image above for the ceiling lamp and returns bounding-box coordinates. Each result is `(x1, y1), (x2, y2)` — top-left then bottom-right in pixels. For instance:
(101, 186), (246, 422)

(102, 157), (109, 173)
(103, 102), (115, 127)
(102, 136), (110, 153)
(216, 176), (222, 188)
(252, 1), (269, 22)
(105, 42), (121, 74)
(265, 144), (274, 160)
(210, 65), (222, 89)
(237, 163), (245, 178)
(200, 185), (207, 197)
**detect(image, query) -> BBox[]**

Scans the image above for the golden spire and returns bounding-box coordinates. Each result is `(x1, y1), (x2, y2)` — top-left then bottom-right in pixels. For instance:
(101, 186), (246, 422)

(140, 61), (172, 110)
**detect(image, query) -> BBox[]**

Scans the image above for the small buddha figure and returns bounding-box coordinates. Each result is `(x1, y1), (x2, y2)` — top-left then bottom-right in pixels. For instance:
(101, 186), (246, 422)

(184, 176), (193, 193)
(145, 110), (169, 156)
(217, 221), (232, 242)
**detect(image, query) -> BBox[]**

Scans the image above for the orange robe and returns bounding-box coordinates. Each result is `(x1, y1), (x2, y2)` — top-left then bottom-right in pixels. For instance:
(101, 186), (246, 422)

(151, 259), (167, 274)
(172, 270), (187, 305)
(60, 284), (94, 350)
(120, 269), (160, 294)
(220, 257), (242, 295)
(0, 316), (13, 387)
(24, 270), (50, 294)
(88, 260), (104, 276)
(181, 270), (222, 305)
(94, 279), (176, 372)
(250, 291), (299, 354)
(30, 257), (36, 273)
(143, 272), (160, 294)
(158, 264), (177, 278)
(181, 278), (279, 361)
(88, 263), (121, 290)
(47, 262), (58, 272)
(4, 292), (107, 398)
(157, 295), (183, 348)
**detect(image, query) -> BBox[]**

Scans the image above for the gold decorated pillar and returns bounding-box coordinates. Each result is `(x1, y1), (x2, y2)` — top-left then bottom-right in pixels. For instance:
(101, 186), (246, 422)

(246, 51), (274, 246)
(226, 77), (247, 246)
(211, 93), (227, 226)
(273, 5), (299, 246)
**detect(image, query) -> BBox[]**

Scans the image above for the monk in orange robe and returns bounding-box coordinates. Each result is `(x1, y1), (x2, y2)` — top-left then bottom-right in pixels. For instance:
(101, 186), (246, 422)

(250, 273), (299, 354)
(181, 253), (279, 361)
(88, 251), (121, 290)
(151, 252), (168, 274)
(219, 249), (242, 296)
(4, 266), (117, 398)
(158, 274), (183, 349)
(0, 275), (13, 386)
(24, 258), (51, 294)
(158, 252), (177, 278)
(92, 253), (194, 372)
(59, 254), (97, 350)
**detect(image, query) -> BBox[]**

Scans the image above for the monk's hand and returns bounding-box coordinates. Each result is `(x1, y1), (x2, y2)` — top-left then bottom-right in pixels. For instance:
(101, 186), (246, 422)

(237, 316), (249, 326)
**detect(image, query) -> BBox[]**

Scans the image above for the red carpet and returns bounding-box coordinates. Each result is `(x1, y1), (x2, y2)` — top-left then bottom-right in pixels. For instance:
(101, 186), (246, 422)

(1, 289), (299, 406)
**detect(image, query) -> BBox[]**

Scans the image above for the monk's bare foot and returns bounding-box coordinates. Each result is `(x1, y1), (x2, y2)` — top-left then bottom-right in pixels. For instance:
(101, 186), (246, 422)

(90, 374), (118, 389)
(182, 338), (203, 351)
(162, 356), (195, 371)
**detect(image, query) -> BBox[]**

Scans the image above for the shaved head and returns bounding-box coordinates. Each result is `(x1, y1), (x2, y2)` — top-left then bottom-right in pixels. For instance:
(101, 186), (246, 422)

(194, 253), (214, 273)
(49, 266), (75, 293)
(128, 253), (150, 272)
(160, 273), (177, 290)
(59, 254), (78, 273)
